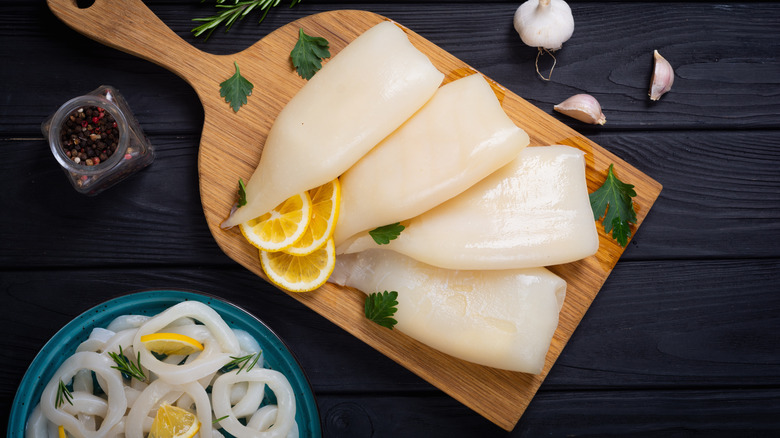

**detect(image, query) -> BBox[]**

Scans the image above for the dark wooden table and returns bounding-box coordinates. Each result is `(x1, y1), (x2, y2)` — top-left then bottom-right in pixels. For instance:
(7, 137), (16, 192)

(2, 1), (779, 436)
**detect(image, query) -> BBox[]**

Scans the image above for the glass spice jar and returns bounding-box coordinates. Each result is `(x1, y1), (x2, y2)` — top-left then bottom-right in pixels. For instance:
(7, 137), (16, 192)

(41, 85), (154, 195)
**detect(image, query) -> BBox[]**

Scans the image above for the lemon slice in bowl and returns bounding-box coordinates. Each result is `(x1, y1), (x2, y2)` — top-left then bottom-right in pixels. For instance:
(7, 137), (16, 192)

(285, 179), (341, 256)
(240, 191), (313, 252)
(148, 404), (200, 438)
(140, 333), (204, 356)
(261, 238), (336, 292)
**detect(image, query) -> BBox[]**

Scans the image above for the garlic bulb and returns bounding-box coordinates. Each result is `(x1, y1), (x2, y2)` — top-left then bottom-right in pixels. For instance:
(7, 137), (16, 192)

(513, 0), (575, 50)
(649, 50), (674, 101)
(554, 94), (606, 125)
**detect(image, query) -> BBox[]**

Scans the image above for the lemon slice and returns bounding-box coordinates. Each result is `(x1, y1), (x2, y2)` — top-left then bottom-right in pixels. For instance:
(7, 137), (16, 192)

(148, 404), (200, 438)
(240, 192), (313, 252)
(284, 179), (341, 256)
(58, 426), (67, 438)
(140, 333), (204, 356)
(260, 238), (336, 292)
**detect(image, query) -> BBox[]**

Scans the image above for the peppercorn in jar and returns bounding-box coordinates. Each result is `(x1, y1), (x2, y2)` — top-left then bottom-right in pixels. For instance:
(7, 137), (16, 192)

(42, 86), (154, 195)
(60, 105), (120, 166)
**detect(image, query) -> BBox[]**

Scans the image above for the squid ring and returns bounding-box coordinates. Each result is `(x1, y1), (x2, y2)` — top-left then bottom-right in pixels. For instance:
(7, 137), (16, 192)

(40, 351), (127, 438)
(132, 301), (240, 384)
(124, 379), (212, 438)
(212, 368), (296, 438)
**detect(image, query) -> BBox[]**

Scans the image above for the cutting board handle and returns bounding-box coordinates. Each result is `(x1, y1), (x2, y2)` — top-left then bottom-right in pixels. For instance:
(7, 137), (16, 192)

(47, 0), (208, 82)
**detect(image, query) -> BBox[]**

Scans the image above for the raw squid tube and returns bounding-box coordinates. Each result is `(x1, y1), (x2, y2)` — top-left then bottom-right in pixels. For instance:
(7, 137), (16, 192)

(333, 73), (529, 245)
(222, 21), (444, 228)
(331, 249), (565, 374)
(338, 145), (599, 269)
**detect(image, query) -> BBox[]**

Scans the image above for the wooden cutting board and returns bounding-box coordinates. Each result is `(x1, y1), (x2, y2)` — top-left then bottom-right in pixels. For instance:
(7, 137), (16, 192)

(48, 0), (662, 430)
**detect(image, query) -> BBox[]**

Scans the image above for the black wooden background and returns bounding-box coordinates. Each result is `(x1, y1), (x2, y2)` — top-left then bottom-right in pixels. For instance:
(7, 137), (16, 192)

(2, 1), (779, 436)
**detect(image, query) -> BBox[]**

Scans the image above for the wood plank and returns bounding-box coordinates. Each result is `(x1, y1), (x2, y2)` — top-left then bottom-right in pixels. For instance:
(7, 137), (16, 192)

(551, 258), (780, 388)
(585, 130), (780, 261)
(2, 261), (780, 434)
(4, 260), (778, 392)
(315, 389), (780, 437)
(2, 2), (779, 135)
(0, 135), (231, 268)
(2, 127), (778, 267)
(520, 388), (780, 437)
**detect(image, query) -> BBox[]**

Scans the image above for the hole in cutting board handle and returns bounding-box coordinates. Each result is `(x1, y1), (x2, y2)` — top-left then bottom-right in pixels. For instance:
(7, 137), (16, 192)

(76, 0), (95, 8)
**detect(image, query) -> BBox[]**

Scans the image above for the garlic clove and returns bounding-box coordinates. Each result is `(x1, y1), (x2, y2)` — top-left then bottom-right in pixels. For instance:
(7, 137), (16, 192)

(649, 50), (674, 101)
(554, 94), (606, 125)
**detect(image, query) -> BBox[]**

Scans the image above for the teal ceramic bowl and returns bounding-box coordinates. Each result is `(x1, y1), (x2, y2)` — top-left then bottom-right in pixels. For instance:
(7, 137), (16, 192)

(8, 290), (321, 437)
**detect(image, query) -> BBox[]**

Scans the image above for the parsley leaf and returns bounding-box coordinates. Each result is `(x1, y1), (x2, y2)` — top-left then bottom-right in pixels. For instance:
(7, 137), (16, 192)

(238, 179), (247, 207)
(364, 291), (399, 330)
(369, 223), (405, 245)
(290, 28), (331, 80)
(609, 216), (633, 247)
(589, 164), (637, 247)
(220, 61), (254, 112)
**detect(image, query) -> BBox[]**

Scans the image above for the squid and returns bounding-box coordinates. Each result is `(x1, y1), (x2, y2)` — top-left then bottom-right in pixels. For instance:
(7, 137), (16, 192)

(331, 249), (565, 374)
(222, 21), (444, 228)
(338, 145), (600, 269)
(334, 73), (529, 245)
(28, 301), (300, 437)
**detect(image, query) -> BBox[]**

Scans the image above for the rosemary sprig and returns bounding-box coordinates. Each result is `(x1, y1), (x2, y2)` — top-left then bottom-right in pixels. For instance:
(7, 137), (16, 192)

(192, 0), (302, 40)
(56, 379), (73, 409)
(222, 351), (262, 373)
(107, 345), (147, 382)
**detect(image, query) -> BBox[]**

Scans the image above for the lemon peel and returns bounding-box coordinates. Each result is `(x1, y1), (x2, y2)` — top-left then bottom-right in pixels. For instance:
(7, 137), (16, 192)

(261, 238), (336, 292)
(140, 333), (204, 356)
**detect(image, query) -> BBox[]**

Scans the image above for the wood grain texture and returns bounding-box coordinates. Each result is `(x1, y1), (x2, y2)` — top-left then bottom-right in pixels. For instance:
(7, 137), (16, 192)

(2, 130), (778, 268)
(45, 3), (662, 428)
(3, 260), (779, 435)
(4, 1), (773, 435)
(5, 2), (778, 135)
(6, 0), (780, 136)
(5, 260), (778, 389)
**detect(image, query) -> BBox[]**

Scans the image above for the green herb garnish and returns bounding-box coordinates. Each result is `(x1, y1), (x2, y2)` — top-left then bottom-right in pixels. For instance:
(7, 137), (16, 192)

(192, 0), (302, 40)
(56, 379), (73, 409)
(107, 345), (147, 382)
(369, 223), (405, 245)
(223, 352), (262, 373)
(290, 28), (331, 80)
(220, 61), (254, 112)
(214, 415), (230, 423)
(238, 179), (248, 207)
(364, 291), (399, 330)
(589, 163), (637, 247)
